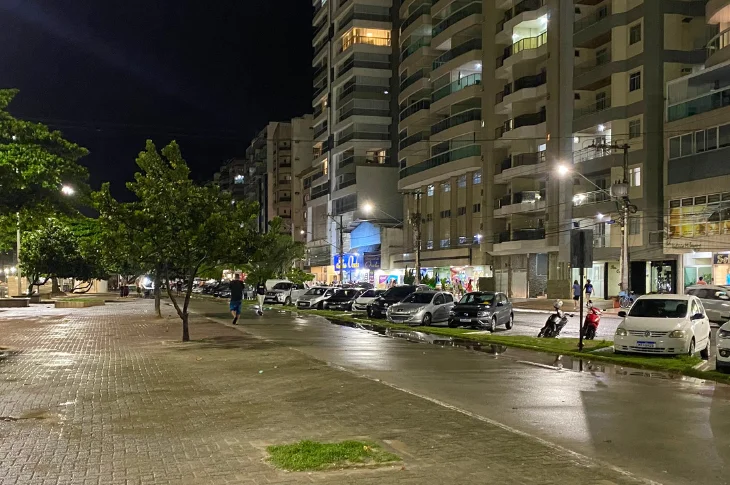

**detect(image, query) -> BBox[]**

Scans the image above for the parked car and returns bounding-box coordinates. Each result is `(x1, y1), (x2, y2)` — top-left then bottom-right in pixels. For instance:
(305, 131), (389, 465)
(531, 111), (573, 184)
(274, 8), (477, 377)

(296, 287), (339, 310)
(264, 281), (308, 306)
(614, 294), (711, 358)
(323, 288), (363, 311)
(369, 285), (420, 319)
(717, 321), (730, 373)
(685, 285), (730, 323)
(352, 289), (386, 313)
(386, 291), (455, 326)
(448, 291), (514, 331)
(212, 282), (230, 298)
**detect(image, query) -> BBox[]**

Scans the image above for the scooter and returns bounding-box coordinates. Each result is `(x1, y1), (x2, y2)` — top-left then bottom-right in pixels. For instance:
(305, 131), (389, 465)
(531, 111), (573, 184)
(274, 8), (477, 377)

(582, 304), (601, 340)
(538, 310), (571, 338)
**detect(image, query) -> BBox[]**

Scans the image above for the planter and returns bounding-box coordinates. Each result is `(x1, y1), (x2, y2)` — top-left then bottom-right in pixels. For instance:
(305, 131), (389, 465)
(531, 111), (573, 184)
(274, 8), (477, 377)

(0, 298), (29, 308)
(54, 300), (105, 309)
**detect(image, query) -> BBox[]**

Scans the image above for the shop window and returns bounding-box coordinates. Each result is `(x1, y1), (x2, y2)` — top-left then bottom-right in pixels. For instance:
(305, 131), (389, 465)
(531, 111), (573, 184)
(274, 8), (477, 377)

(628, 119), (641, 139)
(629, 71), (641, 92)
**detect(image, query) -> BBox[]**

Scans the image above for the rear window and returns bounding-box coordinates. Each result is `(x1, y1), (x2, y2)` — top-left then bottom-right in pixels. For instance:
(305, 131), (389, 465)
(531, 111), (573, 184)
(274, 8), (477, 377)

(402, 293), (434, 304)
(384, 286), (415, 298)
(305, 288), (328, 296)
(629, 299), (688, 318)
(361, 289), (376, 297)
(338, 289), (359, 298)
(459, 293), (495, 305)
(273, 282), (292, 290)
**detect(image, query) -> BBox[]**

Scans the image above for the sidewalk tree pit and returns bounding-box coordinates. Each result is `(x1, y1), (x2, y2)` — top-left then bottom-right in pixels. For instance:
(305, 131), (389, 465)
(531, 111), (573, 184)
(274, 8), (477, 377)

(266, 440), (400, 472)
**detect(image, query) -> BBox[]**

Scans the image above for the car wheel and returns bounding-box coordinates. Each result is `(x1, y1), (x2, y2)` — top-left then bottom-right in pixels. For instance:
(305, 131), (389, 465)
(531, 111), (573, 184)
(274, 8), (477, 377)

(717, 359), (730, 374)
(688, 338), (696, 357)
(448, 320), (458, 328)
(505, 313), (514, 330)
(284, 297), (292, 306)
(317, 302), (324, 310)
(366, 307), (372, 318)
(490, 316), (498, 332)
(421, 313), (432, 326)
(700, 335), (710, 360)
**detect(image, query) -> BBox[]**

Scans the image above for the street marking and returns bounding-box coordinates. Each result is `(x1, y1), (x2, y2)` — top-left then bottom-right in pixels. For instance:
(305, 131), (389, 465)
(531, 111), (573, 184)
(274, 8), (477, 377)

(327, 362), (664, 485)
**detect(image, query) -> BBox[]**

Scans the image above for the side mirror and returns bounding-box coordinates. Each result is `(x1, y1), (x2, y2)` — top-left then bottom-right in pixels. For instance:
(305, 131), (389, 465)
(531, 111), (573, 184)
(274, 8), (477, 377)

(618, 311), (627, 318)
(691, 313), (705, 321)
(496, 302), (504, 307)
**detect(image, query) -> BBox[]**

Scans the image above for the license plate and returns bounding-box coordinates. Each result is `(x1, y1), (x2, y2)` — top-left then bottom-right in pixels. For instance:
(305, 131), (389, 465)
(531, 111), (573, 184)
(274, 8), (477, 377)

(636, 341), (656, 348)
(460, 318), (471, 323)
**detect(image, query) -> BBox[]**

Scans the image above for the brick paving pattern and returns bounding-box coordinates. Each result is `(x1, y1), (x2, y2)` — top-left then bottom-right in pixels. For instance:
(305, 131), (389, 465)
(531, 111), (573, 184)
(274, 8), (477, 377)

(0, 301), (643, 484)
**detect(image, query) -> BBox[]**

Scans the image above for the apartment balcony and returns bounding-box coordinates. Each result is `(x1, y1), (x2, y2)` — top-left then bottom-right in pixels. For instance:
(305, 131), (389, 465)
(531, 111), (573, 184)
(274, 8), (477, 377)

(336, 106), (391, 127)
(492, 228), (548, 255)
(313, 104), (327, 125)
(430, 108), (481, 141)
(335, 131), (390, 148)
(313, 39), (329, 65)
(495, 31), (547, 77)
(431, 2), (483, 50)
(494, 151), (546, 183)
(574, 3), (612, 49)
(337, 83), (389, 105)
(494, 71), (547, 114)
(399, 131), (430, 151)
(572, 189), (613, 218)
(313, 0), (328, 26)
(400, 3), (431, 39)
(337, 57), (390, 81)
(399, 69), (431, 103)
(707, 0), (730, 25)
(572, 144), (626, 174)
(494, 190), (546, 217)
(314, 123), (328, 141)
(313, 83), (327, 101)
(399, 98), (431, 123)
(667, 84), (730, 122)
(707, 27), (730, 68)
(495, 0), (547, 45)
(399, 144), (481, 189)
(432, 38), (482, 78)
(431, 73), (481, 111)
(400, 37), (432, 64)
(574, 95), (611, 119)
(574, 53), (612, 91)
(494, 110), (546, 145)
(311, 182), (331, 201)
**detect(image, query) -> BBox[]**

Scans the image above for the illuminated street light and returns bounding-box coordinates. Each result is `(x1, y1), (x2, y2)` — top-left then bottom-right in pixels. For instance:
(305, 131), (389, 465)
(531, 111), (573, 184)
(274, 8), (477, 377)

(362, 202), (374, 214)
(61, 185), (75, 196)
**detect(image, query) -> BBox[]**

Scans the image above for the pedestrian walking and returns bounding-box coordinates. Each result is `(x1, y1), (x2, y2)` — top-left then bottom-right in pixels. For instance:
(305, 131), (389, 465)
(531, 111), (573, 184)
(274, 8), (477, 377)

(175, 280), (183, 297)
(572, 280), (581, 311)
(466, 278), (473, 293)
(584, 279), (594, 301)
(228, 274), (244, 325)
(255, 280), (267, 316)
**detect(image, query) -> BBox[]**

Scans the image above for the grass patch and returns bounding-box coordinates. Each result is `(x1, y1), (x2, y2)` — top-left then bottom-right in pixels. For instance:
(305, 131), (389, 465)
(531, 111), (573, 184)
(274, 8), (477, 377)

(266, 440), (400, 472)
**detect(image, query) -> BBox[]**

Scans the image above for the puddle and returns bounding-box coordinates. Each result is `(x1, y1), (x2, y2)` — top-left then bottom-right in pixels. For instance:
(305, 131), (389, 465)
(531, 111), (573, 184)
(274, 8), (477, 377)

(1, 408), (64, 424)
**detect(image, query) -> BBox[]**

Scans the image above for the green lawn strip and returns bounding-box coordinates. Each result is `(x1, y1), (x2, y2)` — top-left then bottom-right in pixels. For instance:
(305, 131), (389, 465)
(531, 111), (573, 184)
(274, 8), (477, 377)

(266, 440), (400, 472)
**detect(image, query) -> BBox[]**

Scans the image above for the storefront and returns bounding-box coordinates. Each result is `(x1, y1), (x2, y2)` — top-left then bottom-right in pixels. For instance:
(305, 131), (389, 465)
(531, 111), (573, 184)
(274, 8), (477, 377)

(680, 252), (730, 287)
(333, 253), (365, 284)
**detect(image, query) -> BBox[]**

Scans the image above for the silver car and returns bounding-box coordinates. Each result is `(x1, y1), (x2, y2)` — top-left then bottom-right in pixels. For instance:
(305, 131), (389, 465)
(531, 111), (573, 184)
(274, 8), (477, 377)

(685, 285), (730, 323)
(386, 291), (455, 326)
(296, 287), (339, 310)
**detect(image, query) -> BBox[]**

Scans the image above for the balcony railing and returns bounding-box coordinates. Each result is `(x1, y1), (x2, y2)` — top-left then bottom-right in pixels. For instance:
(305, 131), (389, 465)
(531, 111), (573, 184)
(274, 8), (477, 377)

(337, 107), (391, 122)
(399, 131), (429, 150)
(313, 63), (327, 80)
(400, 37), (431, 62)
(432, 1), (482, 38)
(337, 83), (388, 103)
(495, 71), (546, 105)
(313, 83), (327, 99)
(399, 144), (481, 179)
(401, 3), (430, 32)
(311, 183), (330, 200)
(498, 0), (545, 33)
(338, 58), (390, 79)
(341, 35), (391, 53)
(503, 31), (547, 60)
(574, 53), (612, 77)
(339, 10), (391, 29)
(572, 144), (614, 164)
(574, 4), (611, 34)
(431, 108), (481, 135)
(399, 99), (430, 121)
(314, 123), (328, 139)
(400, 68), (428, 91)
(708, 27), (730, 59)
(572, 189), (610, 206)
(314, 39), (328, 58)
(431, 73), (481, 103)
(496, 190), (545, 208)
(336, 131), (389, 146)
(433, 38), (482, 69)
(574, 95), (611, 119)
(313, 104), (324, 119)
(495, 110), (546, 138)
(336, 175), (357, 191)
(667, 86), (730, 122)
(497, 151), (545, 173)
(498, 228), (545, 243)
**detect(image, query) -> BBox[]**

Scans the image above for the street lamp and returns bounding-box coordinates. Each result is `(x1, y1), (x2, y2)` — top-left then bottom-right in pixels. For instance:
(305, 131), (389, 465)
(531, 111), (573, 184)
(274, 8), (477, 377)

(61, 185), (75, 196)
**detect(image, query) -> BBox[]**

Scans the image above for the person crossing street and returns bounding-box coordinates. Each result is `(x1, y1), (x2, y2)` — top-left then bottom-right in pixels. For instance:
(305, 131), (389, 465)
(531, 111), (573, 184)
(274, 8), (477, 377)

(228, 274), (244, 325)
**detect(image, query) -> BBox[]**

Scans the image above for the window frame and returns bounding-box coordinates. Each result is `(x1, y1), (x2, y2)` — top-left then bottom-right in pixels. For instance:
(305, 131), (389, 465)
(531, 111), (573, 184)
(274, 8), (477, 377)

(629, 23), (642, 45)
(629, 71), (641, 92)
(628, 118), (641, 139)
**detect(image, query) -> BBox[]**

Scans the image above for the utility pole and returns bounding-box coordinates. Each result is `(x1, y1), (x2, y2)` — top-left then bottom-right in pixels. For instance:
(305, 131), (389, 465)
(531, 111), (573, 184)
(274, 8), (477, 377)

(16, 212), (21, 296)
(338, 215), (344, 284)
(402, 191), (423, 285)
(593, 142), (632, 295)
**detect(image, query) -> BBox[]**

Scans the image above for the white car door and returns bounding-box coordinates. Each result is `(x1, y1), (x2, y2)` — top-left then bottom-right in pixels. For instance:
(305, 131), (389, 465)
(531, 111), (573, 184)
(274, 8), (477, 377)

(694, 298), (711, 349)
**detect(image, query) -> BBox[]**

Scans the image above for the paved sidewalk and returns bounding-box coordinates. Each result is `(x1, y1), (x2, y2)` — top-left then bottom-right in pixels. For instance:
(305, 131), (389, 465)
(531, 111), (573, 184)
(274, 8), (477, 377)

(0, 301), (642, 484)
(512, 298), (620, 314)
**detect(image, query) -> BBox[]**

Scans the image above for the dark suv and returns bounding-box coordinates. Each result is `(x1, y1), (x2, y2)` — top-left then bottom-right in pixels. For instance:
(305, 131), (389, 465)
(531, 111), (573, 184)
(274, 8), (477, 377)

(369, 285), (419, 318)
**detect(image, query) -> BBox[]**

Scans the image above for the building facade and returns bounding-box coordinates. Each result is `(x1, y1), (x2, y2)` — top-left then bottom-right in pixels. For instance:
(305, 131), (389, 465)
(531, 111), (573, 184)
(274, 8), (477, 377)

(664, 0), (730, 290)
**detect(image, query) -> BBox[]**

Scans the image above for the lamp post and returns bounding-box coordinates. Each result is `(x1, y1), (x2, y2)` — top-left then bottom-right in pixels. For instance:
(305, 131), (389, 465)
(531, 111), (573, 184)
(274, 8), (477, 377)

(327, 214), (345, 284)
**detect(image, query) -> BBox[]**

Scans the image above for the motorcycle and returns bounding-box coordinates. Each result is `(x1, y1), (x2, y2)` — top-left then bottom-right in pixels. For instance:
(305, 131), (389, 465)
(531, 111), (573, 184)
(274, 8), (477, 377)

(582, 305), (601, 340)
(538, 310), (571, 338)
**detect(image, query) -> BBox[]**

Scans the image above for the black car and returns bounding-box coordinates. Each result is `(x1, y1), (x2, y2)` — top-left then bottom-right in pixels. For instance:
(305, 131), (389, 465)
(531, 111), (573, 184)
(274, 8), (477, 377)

(448, 291), (514, 331)
(369, 285), (419, 318)
(323, 288), (363, 311)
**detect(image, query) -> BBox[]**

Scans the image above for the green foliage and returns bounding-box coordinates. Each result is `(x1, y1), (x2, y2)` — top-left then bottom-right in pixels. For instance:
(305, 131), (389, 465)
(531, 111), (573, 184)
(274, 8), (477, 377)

(286, 267), (315, 285)
(0, 89), (89, 217)
(403, 268), (415, 285)
(242, 218), (305, 285)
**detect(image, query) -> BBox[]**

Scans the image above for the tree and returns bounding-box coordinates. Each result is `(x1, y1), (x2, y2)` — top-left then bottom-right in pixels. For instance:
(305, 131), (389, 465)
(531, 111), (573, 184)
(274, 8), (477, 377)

(0, 89), (88, 217)
(242, 218), (305, 286)
(95, 140), (258, 341)
(20, 220), (79, 294)
(286, 267), (315, 286)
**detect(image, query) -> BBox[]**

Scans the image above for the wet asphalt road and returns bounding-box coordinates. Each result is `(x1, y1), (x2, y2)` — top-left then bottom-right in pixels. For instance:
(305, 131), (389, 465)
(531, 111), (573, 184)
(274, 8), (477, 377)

(192, 299), (730, 485)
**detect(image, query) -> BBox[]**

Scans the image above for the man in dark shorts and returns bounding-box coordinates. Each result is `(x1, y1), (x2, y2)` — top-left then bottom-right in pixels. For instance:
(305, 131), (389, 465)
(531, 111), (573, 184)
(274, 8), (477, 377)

(255, 280), (267, 316)
(229, 274), (244, 325)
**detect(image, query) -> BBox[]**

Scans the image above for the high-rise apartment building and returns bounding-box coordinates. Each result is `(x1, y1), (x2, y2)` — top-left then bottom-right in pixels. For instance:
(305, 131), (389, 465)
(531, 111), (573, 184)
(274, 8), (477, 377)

(663, 0), (730, 289)
(394, 0), (706, 298)
(308, 0), (403, 283)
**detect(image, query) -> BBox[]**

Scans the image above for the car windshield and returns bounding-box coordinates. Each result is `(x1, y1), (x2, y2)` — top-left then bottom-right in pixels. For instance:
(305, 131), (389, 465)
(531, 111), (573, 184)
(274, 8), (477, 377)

(459, 293), (494, 305)
(628, 299), (688, 319)
(384, 286), (414, 298)
(402, 293), (434, 304)
(305, 288), (328, 296)
(273, 283), (291, 290)
(324, 288), (339, 296)
(336, 289), (358, 298)
(360, 290), (375, 298)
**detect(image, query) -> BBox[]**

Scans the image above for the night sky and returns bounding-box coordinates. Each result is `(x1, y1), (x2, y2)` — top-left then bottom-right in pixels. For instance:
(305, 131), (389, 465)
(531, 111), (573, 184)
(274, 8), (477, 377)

(0, 0), (313, 201)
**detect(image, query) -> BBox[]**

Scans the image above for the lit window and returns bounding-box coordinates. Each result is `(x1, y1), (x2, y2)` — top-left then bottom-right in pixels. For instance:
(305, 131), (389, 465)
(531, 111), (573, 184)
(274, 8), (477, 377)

(457, 175), (466, 188)
(234, 174), (245, 184)
(473, 171), (482, 184)
(442, 183), (451, 193)
(427, 185), (434, 197)
(630, 167), (641, 187)
(341, 28), (391, 51)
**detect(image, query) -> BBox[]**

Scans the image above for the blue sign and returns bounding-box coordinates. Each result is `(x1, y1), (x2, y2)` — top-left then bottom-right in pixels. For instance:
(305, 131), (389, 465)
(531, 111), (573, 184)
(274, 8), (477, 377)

(364, 253), (381, 270)
(333, 253), (363, 271)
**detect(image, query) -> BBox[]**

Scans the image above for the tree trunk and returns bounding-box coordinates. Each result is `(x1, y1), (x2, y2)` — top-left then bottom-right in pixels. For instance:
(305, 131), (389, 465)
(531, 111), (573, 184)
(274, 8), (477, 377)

(51, 277), (62, 296)
(154, 270), (162, 318)
(181, 312), (189, 342)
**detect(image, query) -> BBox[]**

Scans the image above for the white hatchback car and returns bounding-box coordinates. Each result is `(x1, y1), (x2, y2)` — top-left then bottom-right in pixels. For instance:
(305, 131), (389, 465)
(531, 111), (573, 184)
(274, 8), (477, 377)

(717, 321), (730, 373)
(614, 294), (711, 358)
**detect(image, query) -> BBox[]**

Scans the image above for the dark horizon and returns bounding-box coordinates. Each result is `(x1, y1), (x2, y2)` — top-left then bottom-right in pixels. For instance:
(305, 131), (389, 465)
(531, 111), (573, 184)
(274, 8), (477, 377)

(0, 0), (313, 201)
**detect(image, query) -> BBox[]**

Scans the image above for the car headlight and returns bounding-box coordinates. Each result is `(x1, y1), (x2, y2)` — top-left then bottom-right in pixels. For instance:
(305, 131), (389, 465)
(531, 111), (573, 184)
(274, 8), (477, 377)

(477, 311), (490, 317)
(668, 330), (686, 338)
(412, 306), (426, 315)
(719, 329), (730, 339)
(615, 328), (628, 336)
(382, 303), (389, 308)
(449, 310), (455, 316)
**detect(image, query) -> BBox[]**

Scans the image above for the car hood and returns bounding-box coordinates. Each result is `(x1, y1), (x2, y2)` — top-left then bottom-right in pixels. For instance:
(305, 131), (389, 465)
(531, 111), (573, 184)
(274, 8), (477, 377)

(355, 296), (375, 303)
(375, 296), (406, 305)
(720, 321), (730, 332)
(621, 317), (688, 332)
(390, 303), (427, 312)
(453, 304), (492, 312)
(327, 296), (355, 303)
(299, 294), (326, 301)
